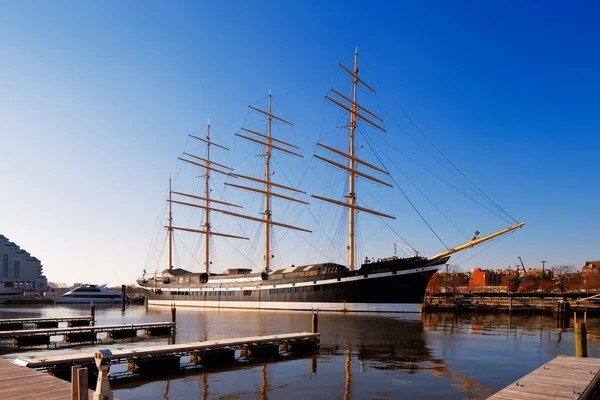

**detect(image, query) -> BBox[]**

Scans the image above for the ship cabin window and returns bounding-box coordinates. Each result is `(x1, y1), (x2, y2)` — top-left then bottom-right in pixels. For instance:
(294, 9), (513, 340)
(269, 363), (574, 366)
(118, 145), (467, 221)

(314, 285), (321, 291)
(74, 288), (102, 293)
(322, 285), (330, 291)
(243, 290), (252, 296)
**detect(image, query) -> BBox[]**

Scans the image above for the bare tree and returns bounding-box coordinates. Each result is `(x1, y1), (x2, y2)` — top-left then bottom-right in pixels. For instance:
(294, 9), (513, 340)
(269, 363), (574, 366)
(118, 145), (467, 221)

(583, 272), (600, 291)
(48, 282), (70, 288)
(518, 274), (539, 293)
(426, 271), (443, 296)
(444, 264), (467, 298)
(551, 265), (575, 298)
(568, 272), (583, 292)
(507, 274), (521, 293)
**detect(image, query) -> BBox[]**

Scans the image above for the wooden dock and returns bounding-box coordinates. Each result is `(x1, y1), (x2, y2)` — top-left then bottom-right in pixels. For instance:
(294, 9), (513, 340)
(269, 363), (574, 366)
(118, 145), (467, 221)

(0, 316), (93, 330)
(0, 322), (175, 347)
(488, 355), (600, 400)
(0, 358), (96, 400)
(15, 332), (320, 373)
(0, 322), (174, 339)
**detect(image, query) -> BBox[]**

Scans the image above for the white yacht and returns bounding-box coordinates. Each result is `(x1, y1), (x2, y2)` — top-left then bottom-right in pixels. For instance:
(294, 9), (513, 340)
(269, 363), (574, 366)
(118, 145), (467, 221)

(55, 284), (122, 304)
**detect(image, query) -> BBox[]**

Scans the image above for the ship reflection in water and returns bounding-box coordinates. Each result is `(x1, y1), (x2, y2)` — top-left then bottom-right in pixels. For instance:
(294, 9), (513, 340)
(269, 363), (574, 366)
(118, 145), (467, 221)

(113, 308), (505, 399)
(2, 305), (599, 399)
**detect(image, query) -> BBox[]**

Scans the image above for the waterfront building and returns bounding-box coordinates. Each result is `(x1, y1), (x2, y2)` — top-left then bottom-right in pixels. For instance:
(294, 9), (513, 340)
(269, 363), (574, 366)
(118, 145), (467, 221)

(582, 261), (600, 274)
(0, 235), (48, 292)
(468, 268), (518, 292)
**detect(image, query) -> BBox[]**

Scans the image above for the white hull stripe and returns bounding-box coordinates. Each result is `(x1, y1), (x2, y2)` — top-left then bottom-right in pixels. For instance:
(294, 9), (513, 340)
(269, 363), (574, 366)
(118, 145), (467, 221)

(141, 265), (439, 293)
(55, 299), (121, 303)
(147, 300), (422, 313)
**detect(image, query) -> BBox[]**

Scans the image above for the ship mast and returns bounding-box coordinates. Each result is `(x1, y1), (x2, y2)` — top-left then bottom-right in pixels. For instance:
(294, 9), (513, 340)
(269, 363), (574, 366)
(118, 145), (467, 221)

(168, 178), (173, 270)
(265, 94), (272, 272)
(312, 49), (393, 271)
(204, 120), (211, 273)
(168, 123), (249, 273)
(348, 51), (358, 271)
(229, 92), (311, 273)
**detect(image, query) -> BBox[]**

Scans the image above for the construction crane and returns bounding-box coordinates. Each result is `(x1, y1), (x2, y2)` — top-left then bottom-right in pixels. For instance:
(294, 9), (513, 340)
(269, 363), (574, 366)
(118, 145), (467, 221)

(517, 256), (527, 275)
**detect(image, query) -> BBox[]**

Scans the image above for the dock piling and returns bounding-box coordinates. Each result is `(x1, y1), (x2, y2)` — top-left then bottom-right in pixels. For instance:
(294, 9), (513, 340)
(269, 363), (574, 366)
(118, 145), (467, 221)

(71, 365), (89, 400)
(169, 305), (177, 344)
(121, 285), (126, 312)
(312, 311), (318, 334)
(78, 367), (89, 400)
(575, 312), (588, 358)
(89, 302), (95, 326)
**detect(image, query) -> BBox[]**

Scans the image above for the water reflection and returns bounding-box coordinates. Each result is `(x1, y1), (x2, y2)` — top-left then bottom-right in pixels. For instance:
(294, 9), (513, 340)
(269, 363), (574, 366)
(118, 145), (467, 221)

(2, 305), (599, 399)
(201, 374), (208, 400)
(163, 379), (170, 400)
(344, 348), (351, 400)
(260, 365), (267, 400)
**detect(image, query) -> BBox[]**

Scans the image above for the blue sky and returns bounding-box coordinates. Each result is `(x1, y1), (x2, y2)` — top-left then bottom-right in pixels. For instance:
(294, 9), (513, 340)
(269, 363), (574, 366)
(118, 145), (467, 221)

(1, 1), (598, 285)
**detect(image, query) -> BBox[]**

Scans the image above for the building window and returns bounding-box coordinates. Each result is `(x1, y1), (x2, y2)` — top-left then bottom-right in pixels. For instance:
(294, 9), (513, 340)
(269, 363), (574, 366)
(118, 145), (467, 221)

(14, 261), (20, 278)
(2, 254), (8, 278)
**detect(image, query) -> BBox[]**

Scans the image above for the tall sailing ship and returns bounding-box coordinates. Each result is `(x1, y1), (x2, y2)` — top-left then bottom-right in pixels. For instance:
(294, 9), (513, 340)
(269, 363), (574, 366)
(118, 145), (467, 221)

(137, 51), (524, 312)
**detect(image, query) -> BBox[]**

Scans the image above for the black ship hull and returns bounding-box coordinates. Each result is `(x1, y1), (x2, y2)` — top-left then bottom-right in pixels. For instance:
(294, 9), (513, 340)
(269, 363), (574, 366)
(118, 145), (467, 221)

(139, 256), (449, 313)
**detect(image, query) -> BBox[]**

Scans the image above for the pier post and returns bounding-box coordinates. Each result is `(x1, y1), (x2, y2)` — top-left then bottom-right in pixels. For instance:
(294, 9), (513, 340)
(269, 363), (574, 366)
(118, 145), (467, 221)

(575, 312), (588, 358)
(312, 312), (318, 334)
(71, 365), (89, 400)
(89, 302), (95, 326)
(170, 305), (177, 344)
(121, 285), (126, 312)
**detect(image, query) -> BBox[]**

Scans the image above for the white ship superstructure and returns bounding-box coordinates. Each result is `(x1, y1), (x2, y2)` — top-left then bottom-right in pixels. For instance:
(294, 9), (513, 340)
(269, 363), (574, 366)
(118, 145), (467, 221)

(55, 284), (121, 303)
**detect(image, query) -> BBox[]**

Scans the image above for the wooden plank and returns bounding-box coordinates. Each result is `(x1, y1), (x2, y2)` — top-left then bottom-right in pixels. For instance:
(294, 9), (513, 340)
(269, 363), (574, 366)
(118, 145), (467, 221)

(0, 322), (174, 338)
(71, 365), (80, 400)
(16, 332), (320, 368)
(0, 358), (101, 400)
(77, 368), (88, 400)
(488, 356), (600, 399)
(0, 317), (92, 324)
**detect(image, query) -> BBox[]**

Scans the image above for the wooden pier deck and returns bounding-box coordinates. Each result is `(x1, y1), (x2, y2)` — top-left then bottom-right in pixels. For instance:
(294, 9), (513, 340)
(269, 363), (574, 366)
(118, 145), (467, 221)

(0, 316), (93, 330)
(0, 358), (96, 400)
(488, 355), (600, 400)
(15, 332), (320, 369)
(0, 322), (174, 339)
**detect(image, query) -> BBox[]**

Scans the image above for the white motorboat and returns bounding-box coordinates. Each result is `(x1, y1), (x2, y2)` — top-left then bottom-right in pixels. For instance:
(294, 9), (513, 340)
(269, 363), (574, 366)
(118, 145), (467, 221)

(55, 284), (121, 303)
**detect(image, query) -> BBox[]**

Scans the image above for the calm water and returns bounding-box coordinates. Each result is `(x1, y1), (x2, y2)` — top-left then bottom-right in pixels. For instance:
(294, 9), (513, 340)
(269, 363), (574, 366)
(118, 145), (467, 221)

(1, 305), (599, 399)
